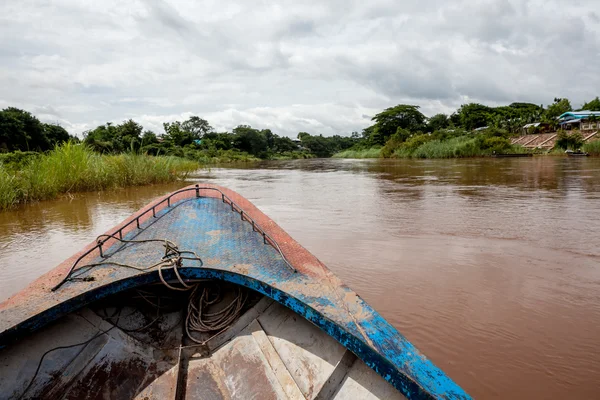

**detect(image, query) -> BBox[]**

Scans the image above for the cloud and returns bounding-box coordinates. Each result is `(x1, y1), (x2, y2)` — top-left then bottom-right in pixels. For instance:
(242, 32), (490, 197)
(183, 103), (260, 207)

(0, 0), (599, 137)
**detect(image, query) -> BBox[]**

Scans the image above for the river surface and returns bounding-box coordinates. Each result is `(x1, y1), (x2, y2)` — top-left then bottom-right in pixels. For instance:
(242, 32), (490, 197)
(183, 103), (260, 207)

(1, 157), (600, 399)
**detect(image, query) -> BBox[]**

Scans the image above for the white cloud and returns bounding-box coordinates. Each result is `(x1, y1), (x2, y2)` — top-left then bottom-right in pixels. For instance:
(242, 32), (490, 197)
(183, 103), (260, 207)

(1, 0), (599, 137)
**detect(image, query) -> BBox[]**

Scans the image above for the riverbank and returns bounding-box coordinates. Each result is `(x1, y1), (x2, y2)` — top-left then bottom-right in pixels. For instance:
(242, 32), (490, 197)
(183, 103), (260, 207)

(0, 143), (198, 210)
(333, 135), (529, 159)
(186, 149), (315, 163)
(334, 133), (600, 159)
(332, 147), (382, 158)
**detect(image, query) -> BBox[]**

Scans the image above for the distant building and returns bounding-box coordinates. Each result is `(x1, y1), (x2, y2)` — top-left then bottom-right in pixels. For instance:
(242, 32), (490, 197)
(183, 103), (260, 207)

(522, 122), (552, 135)
(557, 111), (600, 131)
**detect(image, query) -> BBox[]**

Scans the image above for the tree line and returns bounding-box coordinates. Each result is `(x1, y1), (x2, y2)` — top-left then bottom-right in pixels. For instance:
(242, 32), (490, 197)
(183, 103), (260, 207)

(0, 108), (77, 152)
(1, 96), (598, 158)
(362, 97), (600, 146)
(0, 107), (359, 159)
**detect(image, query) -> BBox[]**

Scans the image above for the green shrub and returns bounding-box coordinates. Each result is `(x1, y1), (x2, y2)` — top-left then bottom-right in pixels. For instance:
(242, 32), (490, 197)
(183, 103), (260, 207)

(555, 130), (584, 150)
(380, 129), (412, 158)
(478, 136), (512, 153)
(0, 151), (38, 171)
(332, 147), (381, 158)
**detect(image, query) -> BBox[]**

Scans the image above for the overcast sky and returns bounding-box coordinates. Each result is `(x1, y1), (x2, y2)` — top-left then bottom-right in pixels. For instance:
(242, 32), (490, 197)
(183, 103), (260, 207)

(1, 0), (599, 137)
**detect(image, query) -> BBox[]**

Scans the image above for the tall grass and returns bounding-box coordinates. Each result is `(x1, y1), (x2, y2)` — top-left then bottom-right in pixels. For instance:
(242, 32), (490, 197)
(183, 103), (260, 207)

(0, 143), (198, 210)
(332, 147), (382, 158)
(407, 136), (482, 159)
(582, 139), (600, 156)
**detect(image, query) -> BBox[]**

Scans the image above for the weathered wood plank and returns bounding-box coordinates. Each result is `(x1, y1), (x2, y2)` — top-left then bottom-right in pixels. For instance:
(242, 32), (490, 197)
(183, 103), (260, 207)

(313, 350), (356, 400)
(257, 303), (347, 399)
(250, 319), (305, 400)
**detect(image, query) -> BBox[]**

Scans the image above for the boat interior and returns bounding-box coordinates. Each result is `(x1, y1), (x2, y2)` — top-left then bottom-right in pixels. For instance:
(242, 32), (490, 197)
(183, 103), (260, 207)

(1, 279), (405, 400)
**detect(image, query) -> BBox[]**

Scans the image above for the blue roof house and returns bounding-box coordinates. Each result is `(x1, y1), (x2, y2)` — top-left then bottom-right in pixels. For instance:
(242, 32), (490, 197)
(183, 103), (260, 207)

(558, 111), (600, 131)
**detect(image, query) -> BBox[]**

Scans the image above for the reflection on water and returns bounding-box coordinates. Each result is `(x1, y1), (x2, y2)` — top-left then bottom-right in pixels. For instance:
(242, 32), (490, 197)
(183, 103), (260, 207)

(1, 157), (600, 399)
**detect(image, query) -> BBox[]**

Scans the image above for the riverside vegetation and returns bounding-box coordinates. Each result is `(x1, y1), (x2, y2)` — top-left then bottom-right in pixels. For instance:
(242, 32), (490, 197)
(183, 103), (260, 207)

(0, 143), (197, 210)
(334, 97), (600, 158)
(2, 96), (600, 210)
(0, 107), (358, 210)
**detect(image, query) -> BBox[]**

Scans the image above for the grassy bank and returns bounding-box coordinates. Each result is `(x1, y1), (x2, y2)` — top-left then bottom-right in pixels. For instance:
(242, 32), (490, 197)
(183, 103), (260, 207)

(583, 140), (600, 156)
(396, 136), (529, 159)
(332, 147), (382, 158)
(333, 135), (529, 159)
(0, 143), (198, 210)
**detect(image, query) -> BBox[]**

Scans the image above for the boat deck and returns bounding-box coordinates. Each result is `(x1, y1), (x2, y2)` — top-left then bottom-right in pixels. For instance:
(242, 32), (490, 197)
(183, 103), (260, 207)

(1, 290), (405, 399)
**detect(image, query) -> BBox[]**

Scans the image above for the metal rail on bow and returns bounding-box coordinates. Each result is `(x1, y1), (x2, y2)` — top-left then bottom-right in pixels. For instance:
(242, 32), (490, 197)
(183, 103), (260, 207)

(51, 185), (296, 291)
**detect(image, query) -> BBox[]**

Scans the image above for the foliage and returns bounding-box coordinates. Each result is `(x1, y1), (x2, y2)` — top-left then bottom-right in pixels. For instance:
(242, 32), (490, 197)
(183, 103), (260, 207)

(580, 97), (600, 111)
(3, 97), (597, 165)
(232, 125), (268, 157)
(44, 124), (72, 147)
(544, 98), (572, 121)
(477, 136), (512, 153)
(430, 128), (469, 141)
(380, 129), (413, 158)
(332, 147), (382, 158)
(582, 139), (600, 155)
(0, 151), (39, 171)
(555, 130), (584, 150)
(410, 136), (480, 159)
(369, 105), (426, 144)
(455, 103), (494, 130)
(427, 114), (449, 131)
(0, 142), (198, 210)
(0, 107), (76, 152)
(83, 119), (143, 153)
(163, 116), (213, 148)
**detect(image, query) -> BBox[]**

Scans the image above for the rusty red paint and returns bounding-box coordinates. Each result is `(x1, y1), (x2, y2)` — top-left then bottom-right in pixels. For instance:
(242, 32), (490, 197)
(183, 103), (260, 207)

(0, 184), (328, 315)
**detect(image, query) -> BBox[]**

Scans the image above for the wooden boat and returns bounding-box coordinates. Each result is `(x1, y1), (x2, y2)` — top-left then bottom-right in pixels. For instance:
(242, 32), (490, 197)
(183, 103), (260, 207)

(565, 150), (589, 157)
(490, 153), (533, 157)
(0, 184), (470, 400)
(490, 153), (533, 158)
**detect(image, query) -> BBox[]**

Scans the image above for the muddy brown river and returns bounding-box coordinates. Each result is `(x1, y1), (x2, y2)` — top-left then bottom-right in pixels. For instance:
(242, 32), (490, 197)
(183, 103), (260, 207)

(1, 157), (599, 399)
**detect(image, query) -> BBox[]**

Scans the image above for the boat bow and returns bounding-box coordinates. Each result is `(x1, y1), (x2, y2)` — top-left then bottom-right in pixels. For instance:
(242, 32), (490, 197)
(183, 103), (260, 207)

(0, 184), (470, 400)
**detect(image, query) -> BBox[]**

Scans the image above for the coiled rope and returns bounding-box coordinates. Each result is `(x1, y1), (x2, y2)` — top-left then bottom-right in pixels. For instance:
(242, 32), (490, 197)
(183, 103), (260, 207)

(19, 235), (251, 398)
(72, 234), (249, 341)
(186, 284), (248, 343)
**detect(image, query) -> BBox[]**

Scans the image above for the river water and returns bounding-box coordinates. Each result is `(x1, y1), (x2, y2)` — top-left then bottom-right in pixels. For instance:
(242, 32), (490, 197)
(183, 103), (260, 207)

(1, 157), (599, 399)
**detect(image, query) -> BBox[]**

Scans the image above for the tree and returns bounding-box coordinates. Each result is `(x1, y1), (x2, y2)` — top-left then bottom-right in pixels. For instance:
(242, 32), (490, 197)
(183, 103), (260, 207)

(272, 136), (297, 153)
(301, 134), (333, 157)
(297, 132), (311, 141)
(163, 121), (190, 147)
(115, 119), (143, 150)
(544, 98), (572, 121)
(141, 130), (158, 145)
(427, 114), (449, 132)
(0, 107), (50, 152)
(370, 105), (426, 144)
(43, 124), (70, 146)
(581, 97), (600, 111)
(232, 125), (268, 157)
(262, 129), (275, 150)
(456, 103), (494, 131)
(181, 116), (212, 139)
